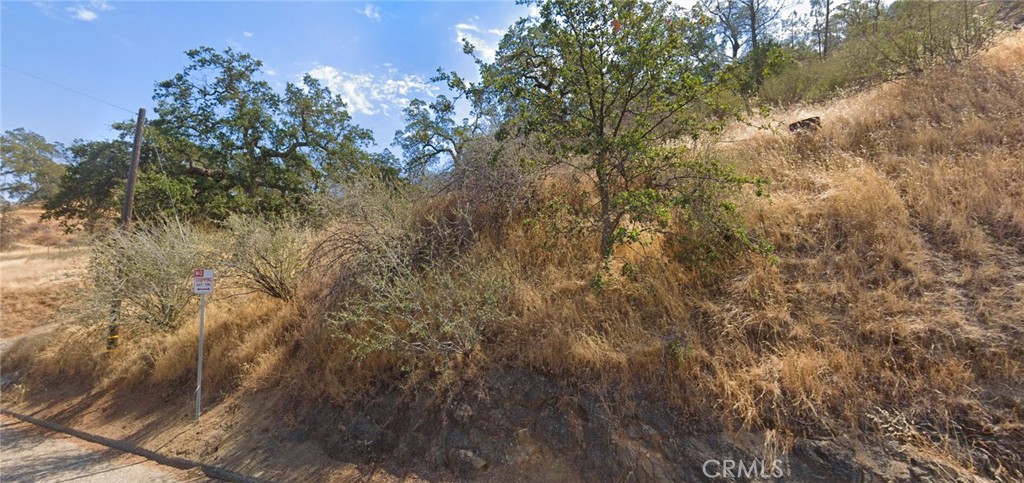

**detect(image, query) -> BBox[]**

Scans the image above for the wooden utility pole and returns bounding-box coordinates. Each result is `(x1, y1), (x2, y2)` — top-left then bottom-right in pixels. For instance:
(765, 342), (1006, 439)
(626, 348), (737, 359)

(108, 108), (145, 350)
(121, 108), (146, 230)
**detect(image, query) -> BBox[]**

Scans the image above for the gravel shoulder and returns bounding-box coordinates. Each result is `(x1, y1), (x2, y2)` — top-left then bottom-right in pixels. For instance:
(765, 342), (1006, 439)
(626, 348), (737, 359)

(0, 415), (211, 482)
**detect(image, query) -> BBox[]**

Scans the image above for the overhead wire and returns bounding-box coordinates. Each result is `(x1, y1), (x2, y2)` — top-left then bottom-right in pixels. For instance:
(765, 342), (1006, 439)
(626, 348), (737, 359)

(1, 63), (137, 115)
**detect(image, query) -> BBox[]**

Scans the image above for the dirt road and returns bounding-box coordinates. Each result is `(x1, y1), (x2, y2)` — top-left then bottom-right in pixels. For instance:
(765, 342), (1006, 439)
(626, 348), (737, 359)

(0, 416), (211, 482)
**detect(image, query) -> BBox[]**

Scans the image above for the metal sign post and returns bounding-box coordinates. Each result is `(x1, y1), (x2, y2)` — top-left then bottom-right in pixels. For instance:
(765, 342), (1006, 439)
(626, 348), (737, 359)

(196, 293), (206, 421)
(192, 269), (214, 422)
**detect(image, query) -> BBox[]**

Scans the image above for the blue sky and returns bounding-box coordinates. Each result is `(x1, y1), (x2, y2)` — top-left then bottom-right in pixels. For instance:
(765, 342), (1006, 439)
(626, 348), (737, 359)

(1, 0), (542, 152)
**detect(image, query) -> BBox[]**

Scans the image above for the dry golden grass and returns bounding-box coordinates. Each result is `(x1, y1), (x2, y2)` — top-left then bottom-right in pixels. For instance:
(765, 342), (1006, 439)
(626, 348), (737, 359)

(1, 205), (86, 337)
(2, 205), (82, 250)
(1, 247), (87, 338)
(1, 246), (87, 289)
(3, 294), (298, 394)
(4, 30), (1023, 481)
(686, 37), (1023, 476)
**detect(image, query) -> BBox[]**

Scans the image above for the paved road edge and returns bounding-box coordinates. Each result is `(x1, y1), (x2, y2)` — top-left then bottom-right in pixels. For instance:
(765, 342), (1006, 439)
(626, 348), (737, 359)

(1, 408), (267, 483)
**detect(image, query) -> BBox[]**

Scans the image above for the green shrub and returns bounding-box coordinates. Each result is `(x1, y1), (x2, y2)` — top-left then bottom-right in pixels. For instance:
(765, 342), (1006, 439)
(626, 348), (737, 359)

(759, 0), (1004, 107)
(313, 174), (511, 369)
(327, 256), (510, 365)
(866, 0), (1001, 74)
(759, 45), (881, 105)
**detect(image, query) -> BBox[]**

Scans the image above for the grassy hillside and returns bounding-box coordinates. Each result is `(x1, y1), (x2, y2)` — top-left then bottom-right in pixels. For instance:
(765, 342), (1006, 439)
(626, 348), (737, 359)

(1, 205), (86, 339)
(3, 31), (1023, 482)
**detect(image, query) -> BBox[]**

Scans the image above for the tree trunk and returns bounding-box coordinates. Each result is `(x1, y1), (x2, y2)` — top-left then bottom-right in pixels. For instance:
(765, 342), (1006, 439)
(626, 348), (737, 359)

(747, 0), (762, 85)
(823, 0), (831, 57)
(872, 0), (881, 33)
(596, 158), (614, 261)
(748, 1), (759, 54)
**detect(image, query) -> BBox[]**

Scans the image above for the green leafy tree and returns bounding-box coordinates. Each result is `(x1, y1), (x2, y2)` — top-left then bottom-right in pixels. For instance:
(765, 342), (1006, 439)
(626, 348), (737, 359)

(702, 0), (747, 61)
(1, 199), (26, 250)
(43, 47), (388, 228)
(42, 140), (130, 232)
(392, 60), (500, 179)
(393, 95), (481, 177)
(480, 0), (764, 262)
(1, 128), (66, 203)
(862, 0), (1000, 74)
(699, 0), (782, 88)
(144, 46), (380, 220)
(739, 0), (783, 87)
(810, 0), (847, 58)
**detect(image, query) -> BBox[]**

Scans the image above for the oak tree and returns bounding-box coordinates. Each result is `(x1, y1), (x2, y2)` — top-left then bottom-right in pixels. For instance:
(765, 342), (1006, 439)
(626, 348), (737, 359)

(480, 0), (763, 261)
(149, 47), (380, 220)
(1, 128), (65, 203)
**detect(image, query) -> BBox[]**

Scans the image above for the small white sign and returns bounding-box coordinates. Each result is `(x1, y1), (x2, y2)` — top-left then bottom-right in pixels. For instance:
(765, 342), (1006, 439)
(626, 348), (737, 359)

(193, 269), (214, 294)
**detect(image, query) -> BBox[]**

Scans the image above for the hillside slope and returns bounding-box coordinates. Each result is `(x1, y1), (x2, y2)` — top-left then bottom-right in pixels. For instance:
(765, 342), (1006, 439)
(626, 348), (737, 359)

(3, 31), (1023, 482)
(1, 205), (86, 340)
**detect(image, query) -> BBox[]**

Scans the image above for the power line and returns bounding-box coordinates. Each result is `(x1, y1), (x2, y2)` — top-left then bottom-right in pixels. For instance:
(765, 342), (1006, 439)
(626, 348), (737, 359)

(1, 63), (137, 115)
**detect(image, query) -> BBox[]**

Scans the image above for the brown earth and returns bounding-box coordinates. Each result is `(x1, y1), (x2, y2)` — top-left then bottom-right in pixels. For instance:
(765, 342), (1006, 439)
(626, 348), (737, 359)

(0, 415), (209, 482)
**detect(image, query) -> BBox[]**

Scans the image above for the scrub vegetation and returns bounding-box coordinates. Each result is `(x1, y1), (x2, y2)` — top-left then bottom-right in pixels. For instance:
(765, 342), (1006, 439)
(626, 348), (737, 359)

(2, 0), (1023, 480)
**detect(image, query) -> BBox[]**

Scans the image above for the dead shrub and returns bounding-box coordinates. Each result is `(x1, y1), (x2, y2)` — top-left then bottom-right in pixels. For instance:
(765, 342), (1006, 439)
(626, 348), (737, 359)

(310, 175), (432, 304)
(309, 173), (514, 375)
(311, 149), (534, 307)
(448, 136), (541, 240)
(224, 215), (309, 301)
(89, 218), (218, 330)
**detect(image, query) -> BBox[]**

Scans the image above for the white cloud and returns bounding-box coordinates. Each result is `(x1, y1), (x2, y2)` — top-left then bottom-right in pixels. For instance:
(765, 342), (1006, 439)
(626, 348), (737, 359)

(358, 3), (381, 22)
(243, 31), (254, 38)
(455, 22), (501, 62)
(67, 5), (97, 21)
(453, 23), (505, 37)
(64, 1), (113, 22)
(306, 66), (439, 116)
(668, 0), (701, 8)
(265, 68), (278, 76)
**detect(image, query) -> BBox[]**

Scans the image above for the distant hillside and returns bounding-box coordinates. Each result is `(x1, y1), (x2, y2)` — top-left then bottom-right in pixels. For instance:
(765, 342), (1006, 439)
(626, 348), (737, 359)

(1, 204), (81, 251)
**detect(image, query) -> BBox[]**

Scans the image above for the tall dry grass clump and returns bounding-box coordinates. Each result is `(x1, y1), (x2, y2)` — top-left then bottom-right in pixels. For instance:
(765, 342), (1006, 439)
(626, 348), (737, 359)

(1, 216), (305, 399)
(703, 35), (1024, 478)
